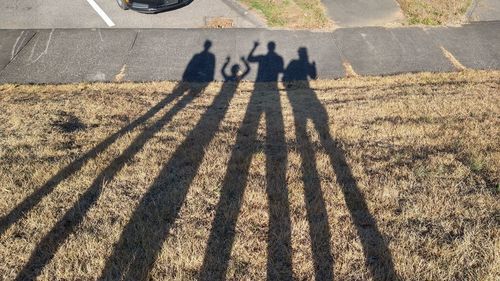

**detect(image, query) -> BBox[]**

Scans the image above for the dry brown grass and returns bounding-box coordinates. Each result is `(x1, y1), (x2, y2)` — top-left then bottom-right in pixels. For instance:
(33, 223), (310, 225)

(0, 70), (499, 280)
(239, 0), (331, 29)
(397, 0), (472, 25)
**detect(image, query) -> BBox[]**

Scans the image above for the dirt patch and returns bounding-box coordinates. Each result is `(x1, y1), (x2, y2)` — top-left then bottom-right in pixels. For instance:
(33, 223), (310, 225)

(205, 17), (234, 28)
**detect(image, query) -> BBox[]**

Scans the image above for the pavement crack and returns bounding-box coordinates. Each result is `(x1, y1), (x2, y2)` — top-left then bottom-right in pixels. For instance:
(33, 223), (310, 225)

(129, 31), (139, 52)
(343, 61), (359, 78)
(440, 46), (467, 71)
(0, 30), (36, 75)
(114, 64), (127, 82)
(98, 29), (104, 42)
(331, 33), (357, 77)
(112, 31), (139, 82)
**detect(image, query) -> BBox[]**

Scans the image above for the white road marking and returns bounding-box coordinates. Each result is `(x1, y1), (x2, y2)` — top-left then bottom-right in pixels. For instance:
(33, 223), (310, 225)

(86, 0), (115, 27)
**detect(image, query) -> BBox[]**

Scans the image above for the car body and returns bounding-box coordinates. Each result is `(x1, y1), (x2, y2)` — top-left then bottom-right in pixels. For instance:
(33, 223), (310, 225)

(117, 0), (193, 13)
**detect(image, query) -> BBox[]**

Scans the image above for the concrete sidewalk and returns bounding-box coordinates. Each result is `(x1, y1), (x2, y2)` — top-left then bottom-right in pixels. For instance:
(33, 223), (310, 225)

(468, 0), (500, 22)
(321, 0), (404, 27)
(0, 22), (499, 84)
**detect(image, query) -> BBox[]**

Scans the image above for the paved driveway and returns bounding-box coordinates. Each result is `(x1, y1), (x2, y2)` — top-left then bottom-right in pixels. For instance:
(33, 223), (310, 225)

(0, 0), (264, 29)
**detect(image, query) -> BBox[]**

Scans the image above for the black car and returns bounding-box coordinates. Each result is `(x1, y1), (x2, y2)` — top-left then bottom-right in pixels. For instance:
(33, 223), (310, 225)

(116, 0), (192, 13)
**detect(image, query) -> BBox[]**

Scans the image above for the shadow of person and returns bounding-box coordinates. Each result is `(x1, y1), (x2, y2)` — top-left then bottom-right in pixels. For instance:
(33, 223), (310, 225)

(97, 53), (248, 280)
(200, 41), (292, 281)
(13, 41), (216, 281)
(283, 47), (333, 280)
(183, 40), (216, 83)
(221, 55), (250, 82)
(283, 47), (397, 281)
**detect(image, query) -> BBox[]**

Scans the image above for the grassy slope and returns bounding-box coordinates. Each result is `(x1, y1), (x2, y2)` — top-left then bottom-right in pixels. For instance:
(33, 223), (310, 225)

(397, 0), (472, 25)
(0, 71), (499, 280)
(239, 0), (331, 28)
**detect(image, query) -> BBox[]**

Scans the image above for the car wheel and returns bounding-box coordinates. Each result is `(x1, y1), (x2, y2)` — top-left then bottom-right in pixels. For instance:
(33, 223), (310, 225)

(116, 0), (129, 10)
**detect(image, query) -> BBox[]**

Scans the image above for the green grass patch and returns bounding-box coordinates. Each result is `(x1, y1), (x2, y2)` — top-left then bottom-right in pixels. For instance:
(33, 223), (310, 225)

(240, 0), (330, 28)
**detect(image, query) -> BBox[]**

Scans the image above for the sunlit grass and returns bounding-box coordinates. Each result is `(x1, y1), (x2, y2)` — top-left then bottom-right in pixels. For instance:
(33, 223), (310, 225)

(0, 70), (498, 280)
(397, 0), (472, 25)
(239, 0), (331, 28)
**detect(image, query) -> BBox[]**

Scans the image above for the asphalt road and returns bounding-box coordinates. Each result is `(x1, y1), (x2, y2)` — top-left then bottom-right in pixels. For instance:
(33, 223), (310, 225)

(0, 0), (264, 29)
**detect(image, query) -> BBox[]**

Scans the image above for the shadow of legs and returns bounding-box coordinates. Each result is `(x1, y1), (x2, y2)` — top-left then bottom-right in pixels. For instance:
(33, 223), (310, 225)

(318, 124), (397, 280)
(200, 85), (292, 281)
(99, 82), (238, 280)
(264, 87), (292, 281)
(292, 110), (334, 281)
(199, 95), (261, 281)
(14, 83), (201, 281)
(0, 85), (187, 237)
(289, 88), (397, 280)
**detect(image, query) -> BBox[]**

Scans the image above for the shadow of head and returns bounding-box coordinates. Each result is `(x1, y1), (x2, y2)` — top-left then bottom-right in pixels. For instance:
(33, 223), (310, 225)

(298, 47), (309, 60)
(203, 40), (212, 51)
(268, 41), (276, 52)
(230, 64), (241, 76)
(283, 47), (317, 83)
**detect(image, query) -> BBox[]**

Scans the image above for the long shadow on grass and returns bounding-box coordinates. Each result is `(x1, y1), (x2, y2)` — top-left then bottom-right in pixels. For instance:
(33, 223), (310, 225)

(14, 41), (216, 281)
(0, 88), (180, 237)
(0, 42), (217, 238)
(200, 41), (293, 281)
(98, 55), (248, 280)
(283, 47), (397, 280)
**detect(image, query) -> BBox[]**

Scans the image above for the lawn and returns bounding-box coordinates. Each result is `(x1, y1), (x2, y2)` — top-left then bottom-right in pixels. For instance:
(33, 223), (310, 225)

(241, 0), (472, 28)
(238, 0), (331, 29)
(397, 0), (472, 24)
(0, 71), (499, 280)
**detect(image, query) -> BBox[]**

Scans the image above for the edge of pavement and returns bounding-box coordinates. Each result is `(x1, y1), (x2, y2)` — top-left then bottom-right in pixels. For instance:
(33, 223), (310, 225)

(0, 21), (499, 84)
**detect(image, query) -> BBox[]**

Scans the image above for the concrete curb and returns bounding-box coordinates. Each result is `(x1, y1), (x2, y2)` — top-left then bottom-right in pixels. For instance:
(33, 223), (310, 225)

(220, 0), (266, 28)
(466, 0), (480, 21)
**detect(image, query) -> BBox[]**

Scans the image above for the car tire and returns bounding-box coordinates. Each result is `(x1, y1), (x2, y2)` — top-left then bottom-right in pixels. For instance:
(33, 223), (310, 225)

(116, 0), (129, 10)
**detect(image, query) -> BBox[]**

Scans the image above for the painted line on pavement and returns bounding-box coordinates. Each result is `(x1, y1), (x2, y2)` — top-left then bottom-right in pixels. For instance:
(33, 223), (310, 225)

(86, 0), (115, 27)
